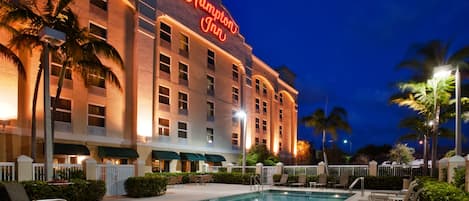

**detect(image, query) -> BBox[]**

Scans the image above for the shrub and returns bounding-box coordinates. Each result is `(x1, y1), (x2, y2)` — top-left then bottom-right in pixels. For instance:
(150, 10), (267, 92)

(124, 176), (167, 198)
(350, 176), (402, 190)
(452, 167), (466, 191)
(419, 178), (469, 201)
(17, 179), (105, 201)
(55, 169), (85, 180)
(210, 172), (252, 185)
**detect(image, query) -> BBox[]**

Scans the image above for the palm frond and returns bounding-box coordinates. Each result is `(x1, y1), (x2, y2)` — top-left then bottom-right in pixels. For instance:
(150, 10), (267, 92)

(53, 0), (73, 18)
(0, 43), (25, 77)
(82, 40), (124, 69)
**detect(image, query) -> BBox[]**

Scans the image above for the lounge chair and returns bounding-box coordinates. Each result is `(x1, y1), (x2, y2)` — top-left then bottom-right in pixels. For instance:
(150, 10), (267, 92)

(290, 175), (307, 187)
(316, 174), (327, 187)
(2, 182), (66, 201)
(333, 174), (349, 189)
(369, 180), (423, 201)
(273, 174), (288, 186)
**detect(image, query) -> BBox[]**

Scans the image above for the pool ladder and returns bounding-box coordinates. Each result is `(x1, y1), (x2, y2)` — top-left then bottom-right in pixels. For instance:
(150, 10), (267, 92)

(250, 175), (263, 192)
(348, 177), (365, 197)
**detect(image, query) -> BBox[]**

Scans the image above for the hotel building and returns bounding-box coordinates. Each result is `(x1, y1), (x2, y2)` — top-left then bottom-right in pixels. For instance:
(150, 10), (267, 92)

(0, 0), (298, 172)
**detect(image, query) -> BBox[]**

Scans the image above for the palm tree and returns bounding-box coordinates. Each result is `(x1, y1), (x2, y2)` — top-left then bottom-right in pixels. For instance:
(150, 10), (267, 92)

(0, 43), (25, 76)
(1, 0), (124, 160)
(302, 107), (351, 175)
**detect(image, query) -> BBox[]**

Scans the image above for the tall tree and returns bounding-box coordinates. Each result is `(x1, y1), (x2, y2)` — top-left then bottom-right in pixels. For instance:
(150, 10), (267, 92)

(302, 107), (351, 175)
(0, 0), (124, 160)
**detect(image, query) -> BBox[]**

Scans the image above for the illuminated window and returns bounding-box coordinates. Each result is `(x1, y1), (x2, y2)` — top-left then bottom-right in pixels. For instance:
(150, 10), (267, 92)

(255, 99), (260, 113)
(207, 128), (214, 143)
(255, 118), (260, 132)
(90, 0), (107, 10)
(158, 118), (170, 136)
(158, 86), (170, 105)
(51, 97), (71, 123)
(178, 92), (188, 115)
(179, 33), (189, 56)
(232, 87), (239, 104)
(262, 101), (267, 114)
(279, 93), (284, 105)
(178, 62), (188, 85)
(207, 75), (214, 96)
(232, 65), (239, 81)
(279, 109), (283, 120)
(232, 133), (238, 146)
(255, 137), (259, 145)
(89, 22), (107, 40)
(87, 70), (105, 88)
(207, 101), (214, 121)
(255, 79), (260, 93)
(159, 54), (171, 74)
(207, 49), (215, 70)
(262, 83), (267, 96)
(160, 22), (171, 43)
(262, 120), (267, 133)
(232, 110), (239, 126)
(178, 122), (187, 138)
(279, 125), (283, 137)
(88, 104), (105, 127)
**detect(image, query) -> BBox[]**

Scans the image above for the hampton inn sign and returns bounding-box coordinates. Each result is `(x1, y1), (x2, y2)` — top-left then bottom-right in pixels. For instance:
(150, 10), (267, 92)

(185, 0), (239, 42)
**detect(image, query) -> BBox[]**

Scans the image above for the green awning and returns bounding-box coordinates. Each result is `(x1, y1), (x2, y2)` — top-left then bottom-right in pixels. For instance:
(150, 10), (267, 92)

(180, 152), (206, 161)
(152, 150), (180, 160)
(204, 154), (226, 162)
(54, 143), (90, 155)
(98, 146), (139, 158)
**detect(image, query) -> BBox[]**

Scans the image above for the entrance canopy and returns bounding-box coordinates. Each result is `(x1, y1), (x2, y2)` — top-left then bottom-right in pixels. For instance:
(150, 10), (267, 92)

(152, 150), (180, 160)
(180, 152), (206, 161)
(204, 154), (226, 162)
(97, 146), (139, 158)
(54, 143), (90, 155)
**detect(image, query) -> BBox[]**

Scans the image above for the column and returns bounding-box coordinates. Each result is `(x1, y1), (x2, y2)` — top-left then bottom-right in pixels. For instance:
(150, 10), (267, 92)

(16, 155), (33, 182)
(256, 163), (263, 175)
(227, 163), (233, 173)
(83, 158), (97, 180)
(369, 161), (377, 177)
(134, 159), (145, 177)
(447, 155), (465, 183)
(317, 162), (325, 175)
(438, 158), (448, 182)
(275, 162), (284, 175)
(170, 160), (178, 172)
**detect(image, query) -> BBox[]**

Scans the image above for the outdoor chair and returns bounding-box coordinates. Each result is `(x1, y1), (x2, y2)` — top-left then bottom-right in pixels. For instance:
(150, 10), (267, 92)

(333, 174), (349, 189)
(369, 179), (423, 201)
(273, 174), (288, 186)
(289, 175), (307, 187)
(2, 182), (66, 201)
(316, 174), (327, 188)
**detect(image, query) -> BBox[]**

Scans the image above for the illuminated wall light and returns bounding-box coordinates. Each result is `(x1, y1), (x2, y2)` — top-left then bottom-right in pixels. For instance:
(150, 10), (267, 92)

(137, 117), (152, 137)
(77, 155), (89, 165)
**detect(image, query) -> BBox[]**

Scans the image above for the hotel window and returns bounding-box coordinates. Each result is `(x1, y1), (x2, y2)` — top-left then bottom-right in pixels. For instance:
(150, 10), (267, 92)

(179, 33), (189, 56)
(178, 62), (188, 85)
(51, 55), (72, 80)
(51, 97), (71, 123)
(279, 93), (284, 105)
(88, 104), (105, 127)
(255, 137), (259, 145)
(232, 133), (239, 146)
(232, 110), (239, 126)
(87, 70), (105, 88)
(160, 22), (171, 43)
(158, 118), (170, 136)
(262, 120), (267, 133)
(207, 101), (214, 121)
(232, 65), (239, 81)
(158, 86), (170, 105)
(262, 83), (267, 96)
(262, 139), (267, 144)
(279, 142), (282, 151)
(279, 125), (283, 137)
(255, 79), (260, 94)
(178, 122), (187, 138)
(90, 0), (107, 10)
(159, 54), (171, 75)
(232, 87), (239, 104)
(178, 92), (188, 115)
(255, 99), (260, 113)
(207, 49), (215, 70)
(207, 128), (214, 143)
(207, 75), (215, 96)
(262, 101), (267, 114)
(255, 118), (260, 132)
(279, 109), (283, 120)
(89, 22), (107, 40)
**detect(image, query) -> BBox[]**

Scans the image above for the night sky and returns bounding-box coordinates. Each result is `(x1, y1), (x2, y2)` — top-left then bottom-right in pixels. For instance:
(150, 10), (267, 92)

(223, 0), (469, 153)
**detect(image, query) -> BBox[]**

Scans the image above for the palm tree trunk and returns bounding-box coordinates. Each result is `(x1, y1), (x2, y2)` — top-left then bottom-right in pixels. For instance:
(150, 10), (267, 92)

(423, 134), (428, 176)
(431, 105), (441, 177)
(322, 129), (329, 175)
(51, 64), (67, 142)
(31, 66), (43, 161)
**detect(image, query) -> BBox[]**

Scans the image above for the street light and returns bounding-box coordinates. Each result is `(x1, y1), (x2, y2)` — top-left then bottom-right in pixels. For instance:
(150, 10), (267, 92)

(433, 65), (462, 156)
(39, 27), (65, 181)
(235, 110), (247, 175)
(343, 139), (352, 153)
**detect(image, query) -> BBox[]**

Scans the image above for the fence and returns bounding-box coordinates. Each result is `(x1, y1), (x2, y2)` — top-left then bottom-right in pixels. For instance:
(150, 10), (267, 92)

(378, 165), (423, 177)
(0, 162), (15, 181)
(32, 163), (83, 181)
(97, 164), (135, 196)
(284, 165), (318, 176)
(328, 165), (369, 177)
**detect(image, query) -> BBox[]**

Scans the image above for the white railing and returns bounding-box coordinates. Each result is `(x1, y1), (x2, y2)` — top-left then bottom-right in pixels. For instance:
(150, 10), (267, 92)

(378, 165), (422, 177)
(33, 163), (83, 181)
(328, 165), (369, 177)
(284, 165), (318, 176)
(231, 166), (257, 174)
(207, 166), (226, 173)
(0, 162), (15, 181)
(33, 163), (45, 181)
(97, 164), (135, 196)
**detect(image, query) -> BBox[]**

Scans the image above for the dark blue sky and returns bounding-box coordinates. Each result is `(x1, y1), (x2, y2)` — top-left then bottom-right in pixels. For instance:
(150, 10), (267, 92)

(224, 0), (469, 152)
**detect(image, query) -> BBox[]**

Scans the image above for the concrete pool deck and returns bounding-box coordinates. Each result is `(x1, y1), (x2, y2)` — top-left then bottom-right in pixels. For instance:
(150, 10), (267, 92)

(103, 183), (386, 201)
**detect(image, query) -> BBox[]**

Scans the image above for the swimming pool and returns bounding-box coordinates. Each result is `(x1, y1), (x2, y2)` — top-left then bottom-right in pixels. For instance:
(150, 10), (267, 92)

(202, 190), (352, 201)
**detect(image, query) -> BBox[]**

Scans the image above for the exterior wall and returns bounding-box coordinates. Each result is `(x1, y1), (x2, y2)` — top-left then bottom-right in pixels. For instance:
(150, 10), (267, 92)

(0, 0), (298, 167)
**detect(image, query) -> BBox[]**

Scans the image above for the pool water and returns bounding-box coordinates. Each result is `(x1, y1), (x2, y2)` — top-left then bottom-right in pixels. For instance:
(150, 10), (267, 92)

(202, 190), (352, 201)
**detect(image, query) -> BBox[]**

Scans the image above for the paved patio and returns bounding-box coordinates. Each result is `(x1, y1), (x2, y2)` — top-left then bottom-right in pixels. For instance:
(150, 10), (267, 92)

(103, 183), (378, 201)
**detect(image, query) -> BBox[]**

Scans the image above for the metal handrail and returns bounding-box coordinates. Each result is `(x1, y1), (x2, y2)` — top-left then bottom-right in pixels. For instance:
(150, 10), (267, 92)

(348, 177), (364, 197)
(250, 175), (263, 191)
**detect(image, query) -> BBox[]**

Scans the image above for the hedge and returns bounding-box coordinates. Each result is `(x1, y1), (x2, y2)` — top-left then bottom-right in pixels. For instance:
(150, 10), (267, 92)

(124, 176), (167, 198)
(0, 179), (105, 201)
(210, 172), (253, 185)
(419, 178), (469, 201)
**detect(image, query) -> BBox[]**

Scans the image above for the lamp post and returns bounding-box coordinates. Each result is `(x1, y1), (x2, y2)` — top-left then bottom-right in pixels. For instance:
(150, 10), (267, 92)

(343, 139), (352, 153)
(39, 27), (65, 181)
(433, 65), (462, 156)
(235, 110), (247, 175)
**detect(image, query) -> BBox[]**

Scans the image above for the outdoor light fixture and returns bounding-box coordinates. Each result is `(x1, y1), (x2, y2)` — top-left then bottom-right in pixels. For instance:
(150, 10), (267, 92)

(235, 110), (247, 174)
(39, 26), (66, 181)
(343, 139), (352, 153)
(433, 65), (462, 156)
